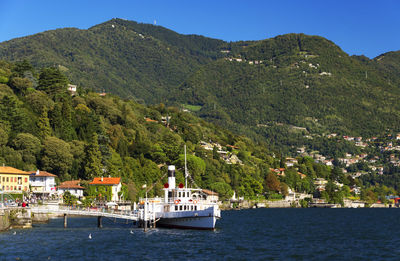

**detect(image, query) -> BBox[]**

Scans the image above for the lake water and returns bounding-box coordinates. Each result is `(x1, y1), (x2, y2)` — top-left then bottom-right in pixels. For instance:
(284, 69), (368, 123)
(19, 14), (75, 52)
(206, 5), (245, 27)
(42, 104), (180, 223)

(1, 208), (400, 260)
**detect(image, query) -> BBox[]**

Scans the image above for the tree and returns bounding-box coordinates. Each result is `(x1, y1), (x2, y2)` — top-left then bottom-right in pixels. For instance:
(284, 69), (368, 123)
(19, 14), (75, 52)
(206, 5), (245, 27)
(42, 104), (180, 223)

(37, 67), (68, 97)
(209, 182), (233, 200)
(13, 60), (34, 77)
(9, 77), (32, 94)
(0, 124), (10, 146)
(12, 133), (41, 167)
(264, 172), (281, 192)
(176, 153), (206, 185)
(41, 136), (73, 179)
(63, 191), (77, 206)
(37, 109), (51, 140)
(82, 133), (103, 180)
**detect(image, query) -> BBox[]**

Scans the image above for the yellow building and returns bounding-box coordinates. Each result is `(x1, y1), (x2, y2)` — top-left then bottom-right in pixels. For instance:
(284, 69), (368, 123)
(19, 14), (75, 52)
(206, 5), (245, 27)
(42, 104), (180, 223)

(0, 166), (30, 193)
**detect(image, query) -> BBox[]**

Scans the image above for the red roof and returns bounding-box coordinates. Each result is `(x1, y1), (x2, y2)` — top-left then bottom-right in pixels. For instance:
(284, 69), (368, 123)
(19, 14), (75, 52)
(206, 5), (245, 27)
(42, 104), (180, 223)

(58, 180), (84, 189)
(0, 166), (30, 175)
(90, 177), (121, 185)
(29, 170), (57, 177)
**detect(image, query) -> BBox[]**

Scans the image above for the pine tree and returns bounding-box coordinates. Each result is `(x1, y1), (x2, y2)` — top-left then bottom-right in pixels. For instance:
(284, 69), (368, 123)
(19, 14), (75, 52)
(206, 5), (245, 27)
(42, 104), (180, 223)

(37, 67), (68, 97)
(83, 133), (103, 180)
(60, 99), (75, 141)
(37, 109), (51, 140)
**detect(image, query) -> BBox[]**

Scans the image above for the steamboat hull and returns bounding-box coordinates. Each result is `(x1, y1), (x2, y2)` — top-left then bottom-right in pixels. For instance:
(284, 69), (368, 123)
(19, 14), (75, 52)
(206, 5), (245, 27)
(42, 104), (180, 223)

(157, 215), (217, 230)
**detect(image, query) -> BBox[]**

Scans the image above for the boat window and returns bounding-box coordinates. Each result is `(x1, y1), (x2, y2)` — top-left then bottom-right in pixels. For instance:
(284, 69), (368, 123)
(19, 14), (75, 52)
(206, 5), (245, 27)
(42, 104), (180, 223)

(168, 191), (172, 198)
(179, 205), (183, 211)
(175, 205), (178, 211)
(187, 192), (190, 197)
(184, 205), (187, 210)
(195, 206), (197, 210)
(191, 205), (193, 210)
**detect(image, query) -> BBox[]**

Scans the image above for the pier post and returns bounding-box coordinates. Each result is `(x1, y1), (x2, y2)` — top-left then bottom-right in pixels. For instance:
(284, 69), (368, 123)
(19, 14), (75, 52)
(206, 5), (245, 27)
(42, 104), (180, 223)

(63, 214), (67, 228)
(97, 216), (103, 228)
(144, 220), (147, 232)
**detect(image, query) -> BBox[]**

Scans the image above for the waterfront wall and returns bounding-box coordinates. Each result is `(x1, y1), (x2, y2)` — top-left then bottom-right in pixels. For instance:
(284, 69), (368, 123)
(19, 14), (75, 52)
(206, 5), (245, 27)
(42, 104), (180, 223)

(0, 208), (33, 231)
(0, 209), (10, 231)
(10, 208), (32, 228)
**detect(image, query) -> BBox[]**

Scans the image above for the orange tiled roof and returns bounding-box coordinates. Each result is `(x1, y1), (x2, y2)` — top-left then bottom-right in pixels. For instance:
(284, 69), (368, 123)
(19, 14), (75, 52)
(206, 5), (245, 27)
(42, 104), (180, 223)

(29, 170), (57, 177)
(58, 180), (84, 189)
(202, 189), (219, 196)
(0, 166), (30, 175)
(90, 177), (121, 185)
(145, 118), (158, 123)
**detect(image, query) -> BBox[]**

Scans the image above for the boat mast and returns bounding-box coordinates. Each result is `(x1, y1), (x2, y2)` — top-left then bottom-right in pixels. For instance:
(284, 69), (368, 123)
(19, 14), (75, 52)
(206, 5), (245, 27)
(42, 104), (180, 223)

(184, 145), (188, 189)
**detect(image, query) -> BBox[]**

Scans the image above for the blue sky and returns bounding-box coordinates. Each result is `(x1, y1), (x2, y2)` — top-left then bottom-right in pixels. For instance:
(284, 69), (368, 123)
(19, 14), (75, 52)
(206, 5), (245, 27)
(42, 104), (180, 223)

(0, 0), (399, 58)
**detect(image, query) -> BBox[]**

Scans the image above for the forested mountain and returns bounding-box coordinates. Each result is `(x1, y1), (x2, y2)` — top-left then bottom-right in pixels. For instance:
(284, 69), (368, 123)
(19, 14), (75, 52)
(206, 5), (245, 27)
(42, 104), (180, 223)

(0, 19), (225, 103)
(0, 58), (397, 204)
(1, 60), (292, 201)
(1, 18), (400, 154)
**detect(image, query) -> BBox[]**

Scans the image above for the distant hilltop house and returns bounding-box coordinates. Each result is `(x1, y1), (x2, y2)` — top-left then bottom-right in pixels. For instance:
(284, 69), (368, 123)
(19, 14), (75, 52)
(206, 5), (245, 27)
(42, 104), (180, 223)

(67, 84), (77, 96)
(285, 157), (298, 167)
(58, 180), (85, 198)
(89, 177), (122, 201)
(29, 170), (57, 196)
(314, 178), (328, 192)
(0, 166), (30, 193)
(270, 168), (286, 177)
(99, 89), (107, 97)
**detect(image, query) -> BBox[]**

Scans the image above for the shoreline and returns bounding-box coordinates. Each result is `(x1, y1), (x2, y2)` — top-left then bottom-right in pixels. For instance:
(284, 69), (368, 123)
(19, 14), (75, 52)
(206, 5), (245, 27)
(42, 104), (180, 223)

(219, 199), (393, 210)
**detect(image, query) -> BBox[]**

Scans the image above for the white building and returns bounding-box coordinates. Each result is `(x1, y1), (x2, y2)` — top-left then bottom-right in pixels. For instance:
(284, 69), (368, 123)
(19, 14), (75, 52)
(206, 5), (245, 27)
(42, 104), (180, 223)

(29, 170), (57, 196)
(67, 84), (77, 96)
(58, 180), (85, 198)
(201, 189), (219, 203)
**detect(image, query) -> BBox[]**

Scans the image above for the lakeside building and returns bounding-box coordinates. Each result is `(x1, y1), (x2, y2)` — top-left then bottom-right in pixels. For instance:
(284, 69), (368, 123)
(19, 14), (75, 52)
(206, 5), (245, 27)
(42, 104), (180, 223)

(201, 189), (219, 203)
(89, 177), (121, 201)
(0, 166), (30, 193)
(58, 180), (85, 198)
(29, 170), (57, 197)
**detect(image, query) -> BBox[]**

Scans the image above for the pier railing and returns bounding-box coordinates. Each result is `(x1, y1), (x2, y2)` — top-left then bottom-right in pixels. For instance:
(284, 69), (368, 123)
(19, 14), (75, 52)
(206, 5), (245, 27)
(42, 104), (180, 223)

(31, 205), (140, 221)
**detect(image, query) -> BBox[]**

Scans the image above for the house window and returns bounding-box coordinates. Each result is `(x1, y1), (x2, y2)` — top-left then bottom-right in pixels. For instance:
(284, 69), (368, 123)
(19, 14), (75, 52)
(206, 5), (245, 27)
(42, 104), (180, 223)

(6, 177), (9, 182)
(18, 177), (22, 185)
(25, 178), (28, 183)
(24, 186), (27, 191)
(18, 186), (21, 190)
(14, 186), (17, 190)
(6, 186), (9, 190)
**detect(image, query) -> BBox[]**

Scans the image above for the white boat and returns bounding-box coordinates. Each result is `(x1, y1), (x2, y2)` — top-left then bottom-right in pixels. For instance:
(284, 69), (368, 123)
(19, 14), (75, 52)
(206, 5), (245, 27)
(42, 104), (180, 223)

(139, 165), (221, 230)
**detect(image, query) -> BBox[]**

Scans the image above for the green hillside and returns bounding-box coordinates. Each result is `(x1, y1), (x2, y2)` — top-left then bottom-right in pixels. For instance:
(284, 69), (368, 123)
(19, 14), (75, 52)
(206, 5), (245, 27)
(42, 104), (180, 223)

(0, 19), (225, 103)
(175, 34), (400, 150)
(1, 58), (399, 204)
(1, 19), (400, 155)
(0, 60), (286, 201)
